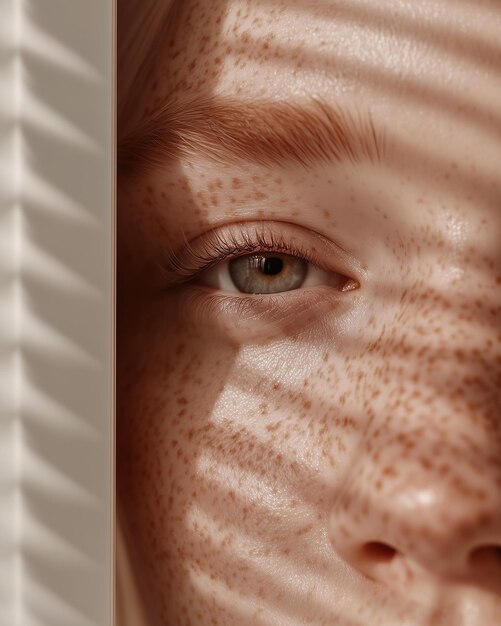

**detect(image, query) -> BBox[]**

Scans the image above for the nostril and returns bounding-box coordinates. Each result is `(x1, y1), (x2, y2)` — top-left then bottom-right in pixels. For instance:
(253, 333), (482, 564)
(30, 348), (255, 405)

(469, 545), (501, 569)
(361, 541), (398, 563)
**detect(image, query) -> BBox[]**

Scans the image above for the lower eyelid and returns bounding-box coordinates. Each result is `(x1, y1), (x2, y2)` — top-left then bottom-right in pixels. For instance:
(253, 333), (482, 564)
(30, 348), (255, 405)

(172, 283), (357, 344)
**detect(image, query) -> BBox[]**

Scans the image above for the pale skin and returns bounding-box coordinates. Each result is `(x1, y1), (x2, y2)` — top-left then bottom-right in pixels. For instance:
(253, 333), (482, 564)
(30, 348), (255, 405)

(117, 1), (501, 625)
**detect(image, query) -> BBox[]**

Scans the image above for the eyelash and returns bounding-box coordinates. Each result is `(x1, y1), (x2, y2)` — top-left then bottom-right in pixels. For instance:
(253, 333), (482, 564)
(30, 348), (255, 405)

(162, 222), (331, 286)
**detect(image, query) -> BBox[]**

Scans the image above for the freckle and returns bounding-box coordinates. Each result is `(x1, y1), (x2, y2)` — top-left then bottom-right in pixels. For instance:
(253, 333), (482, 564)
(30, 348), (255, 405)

(232, 177), (241, 189)
(266, 423), (280, 432)
(253, 190), (267, 201)
(177, 397), (188, 406)
(419, 456), (433, 470)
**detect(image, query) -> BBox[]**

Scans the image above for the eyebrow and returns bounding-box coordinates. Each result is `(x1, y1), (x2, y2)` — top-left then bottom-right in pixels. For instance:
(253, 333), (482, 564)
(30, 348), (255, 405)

(118, 96), (386, 177)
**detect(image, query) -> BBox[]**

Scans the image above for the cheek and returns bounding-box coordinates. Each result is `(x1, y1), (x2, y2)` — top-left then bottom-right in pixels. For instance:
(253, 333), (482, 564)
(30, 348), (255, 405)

(117, 325), (366, 604)
(117, 327), (237, 605)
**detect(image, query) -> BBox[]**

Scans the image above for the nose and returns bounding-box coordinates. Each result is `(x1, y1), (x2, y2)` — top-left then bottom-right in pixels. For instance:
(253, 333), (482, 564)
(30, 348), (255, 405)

(328, 427), (501, 598)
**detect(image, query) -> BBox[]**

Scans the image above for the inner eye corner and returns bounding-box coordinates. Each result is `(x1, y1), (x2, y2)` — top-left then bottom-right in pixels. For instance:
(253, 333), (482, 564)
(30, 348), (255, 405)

(342, 276), (361, 292)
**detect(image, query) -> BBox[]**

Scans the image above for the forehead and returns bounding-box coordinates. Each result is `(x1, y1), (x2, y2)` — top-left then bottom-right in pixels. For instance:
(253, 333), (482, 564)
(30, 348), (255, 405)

(147, 0), (501, 121)
(138, 0), (501, 203)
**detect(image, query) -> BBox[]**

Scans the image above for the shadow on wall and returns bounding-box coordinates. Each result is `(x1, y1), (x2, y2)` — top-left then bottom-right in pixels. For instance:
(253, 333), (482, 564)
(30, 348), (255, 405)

(12, 1), (113, 625)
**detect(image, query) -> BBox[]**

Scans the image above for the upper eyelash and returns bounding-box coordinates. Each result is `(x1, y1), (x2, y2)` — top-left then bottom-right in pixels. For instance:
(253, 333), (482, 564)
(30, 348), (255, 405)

(161, 224), (320, 285)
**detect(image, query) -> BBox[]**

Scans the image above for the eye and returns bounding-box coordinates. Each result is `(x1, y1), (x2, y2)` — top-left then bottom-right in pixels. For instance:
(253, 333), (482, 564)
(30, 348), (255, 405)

(230, 252), (306, 294)
(198, 251), (351, 294)
(163, 221), (363, 301)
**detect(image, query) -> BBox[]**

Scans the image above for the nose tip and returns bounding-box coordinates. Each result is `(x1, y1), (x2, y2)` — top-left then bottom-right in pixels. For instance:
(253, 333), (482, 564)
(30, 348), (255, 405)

(329, 482), (501, 597)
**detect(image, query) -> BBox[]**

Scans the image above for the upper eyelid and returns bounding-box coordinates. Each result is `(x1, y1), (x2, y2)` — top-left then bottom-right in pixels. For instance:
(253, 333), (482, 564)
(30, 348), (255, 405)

(161, 221), (366, 288)
(164, 232), (314, 282)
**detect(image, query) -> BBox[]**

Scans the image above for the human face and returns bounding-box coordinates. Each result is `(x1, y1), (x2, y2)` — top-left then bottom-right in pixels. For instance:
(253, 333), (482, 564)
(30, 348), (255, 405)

(117, 1), (501, 625)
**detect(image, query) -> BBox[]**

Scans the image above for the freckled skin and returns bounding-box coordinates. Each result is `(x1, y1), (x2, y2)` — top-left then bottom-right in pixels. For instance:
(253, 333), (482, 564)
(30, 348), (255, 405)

(118, 1), (501, 625)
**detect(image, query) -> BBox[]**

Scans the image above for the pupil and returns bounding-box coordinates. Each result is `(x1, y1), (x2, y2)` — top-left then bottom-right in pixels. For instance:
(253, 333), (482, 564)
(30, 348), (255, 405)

(261, 256), (283, 276)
